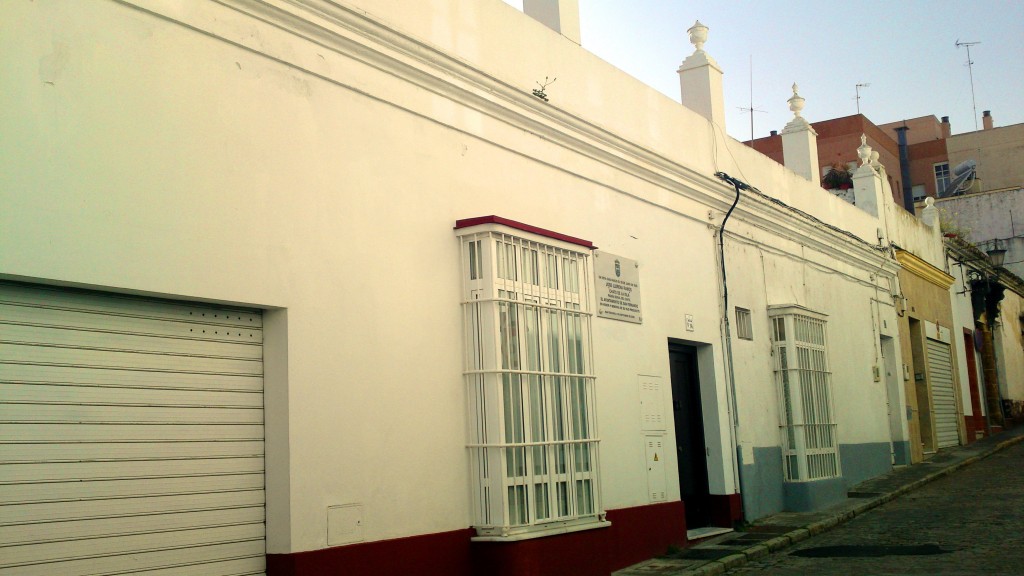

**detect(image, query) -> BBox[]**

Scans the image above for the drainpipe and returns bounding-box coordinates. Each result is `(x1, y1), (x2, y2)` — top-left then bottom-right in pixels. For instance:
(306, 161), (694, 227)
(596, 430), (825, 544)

(894, 126), (915, 214)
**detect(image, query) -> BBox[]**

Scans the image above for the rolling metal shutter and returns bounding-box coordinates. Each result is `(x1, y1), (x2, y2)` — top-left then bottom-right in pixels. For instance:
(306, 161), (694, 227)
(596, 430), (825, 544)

(0, 281), (265, 576)
(927, 338), (959, 449)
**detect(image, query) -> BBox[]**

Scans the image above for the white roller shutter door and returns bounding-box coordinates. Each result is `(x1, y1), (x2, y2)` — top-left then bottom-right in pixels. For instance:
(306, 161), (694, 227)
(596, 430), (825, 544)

(0, 282), (265, 576)
(927, 338), (959, 449)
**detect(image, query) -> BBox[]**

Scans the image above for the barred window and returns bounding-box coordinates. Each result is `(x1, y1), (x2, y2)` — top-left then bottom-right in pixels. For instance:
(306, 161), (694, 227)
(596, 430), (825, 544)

(458, 223), (605, 539)
(769, 306), (841, 482)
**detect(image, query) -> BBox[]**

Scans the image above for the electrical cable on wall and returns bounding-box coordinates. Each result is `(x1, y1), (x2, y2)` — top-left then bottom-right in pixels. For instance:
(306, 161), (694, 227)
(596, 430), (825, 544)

(714, 172), (749, 317)
(714, 171), (748, 430)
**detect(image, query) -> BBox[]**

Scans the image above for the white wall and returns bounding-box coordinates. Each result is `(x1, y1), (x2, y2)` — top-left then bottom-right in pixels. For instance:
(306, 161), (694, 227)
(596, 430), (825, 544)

(883, 195), (944, 269)
(724, 220), (900, 452)
(995, 292), (1024, 403)
(935, 189), (1024, 279)
(948, 260), (983, 418)
(1, 0), (906, 554)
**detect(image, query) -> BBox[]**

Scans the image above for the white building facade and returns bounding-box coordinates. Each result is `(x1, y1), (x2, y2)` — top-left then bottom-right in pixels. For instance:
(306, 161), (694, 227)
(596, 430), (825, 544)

(1, 1), (912, 575)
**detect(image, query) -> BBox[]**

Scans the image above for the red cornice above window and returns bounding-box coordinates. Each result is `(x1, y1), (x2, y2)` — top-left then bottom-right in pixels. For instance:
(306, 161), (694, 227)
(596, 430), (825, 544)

(454, 216), (594, 250)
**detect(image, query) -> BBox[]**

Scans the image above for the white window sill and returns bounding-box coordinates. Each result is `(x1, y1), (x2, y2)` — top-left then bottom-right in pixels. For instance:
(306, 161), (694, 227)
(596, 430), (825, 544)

(472, 518), (611, 542)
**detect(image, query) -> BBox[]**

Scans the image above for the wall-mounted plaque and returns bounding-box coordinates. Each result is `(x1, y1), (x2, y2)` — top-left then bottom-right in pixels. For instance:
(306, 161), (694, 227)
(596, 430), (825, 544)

(594, 251), (642, 324)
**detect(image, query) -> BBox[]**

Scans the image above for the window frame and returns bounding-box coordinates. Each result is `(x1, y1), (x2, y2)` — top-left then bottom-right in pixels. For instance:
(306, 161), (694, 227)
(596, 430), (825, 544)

(458, 221), (608, 540)
(911, 184), (927, 202)
(735, 307), (753, 341)
(768, 305), (841, 482)
(934, 162), (951, 196)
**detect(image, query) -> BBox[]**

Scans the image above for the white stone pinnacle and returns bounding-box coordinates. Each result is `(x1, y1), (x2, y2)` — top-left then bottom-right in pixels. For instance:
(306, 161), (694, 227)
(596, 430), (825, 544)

(687, 20), (708, 53)
(787, 83), (805, 118)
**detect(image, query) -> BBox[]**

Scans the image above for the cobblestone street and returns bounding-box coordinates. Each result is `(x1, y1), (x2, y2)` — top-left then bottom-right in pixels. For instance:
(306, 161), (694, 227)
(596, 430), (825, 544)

(724, 441), (1024, 575)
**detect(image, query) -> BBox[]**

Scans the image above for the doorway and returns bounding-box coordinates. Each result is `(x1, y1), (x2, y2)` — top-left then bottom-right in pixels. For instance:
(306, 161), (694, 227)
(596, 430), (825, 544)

(880, 336), (903, 464)
(963, 330), (985, 440)
(668, 342), (711, 529)
(909, 318), (936, 455)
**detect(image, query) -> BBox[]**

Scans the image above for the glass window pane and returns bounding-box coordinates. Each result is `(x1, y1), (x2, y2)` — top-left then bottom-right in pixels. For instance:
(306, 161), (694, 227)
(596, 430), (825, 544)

(556, 482), (569, 517)
(576, 479), (593, 515)
(534, 483), (550, 521)
(545, 254), (559, 288)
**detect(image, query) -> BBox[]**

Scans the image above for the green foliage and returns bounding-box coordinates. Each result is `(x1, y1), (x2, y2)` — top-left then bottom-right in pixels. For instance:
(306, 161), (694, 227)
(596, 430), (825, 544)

(939, 207), (971, 239)
(821, 162), (853, 190)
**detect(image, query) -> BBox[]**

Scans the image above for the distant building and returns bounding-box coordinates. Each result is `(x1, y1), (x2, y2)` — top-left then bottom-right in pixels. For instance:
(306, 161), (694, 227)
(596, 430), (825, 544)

(750, 111), (1024, 209)
(750, 114), (906, 208)
(945, 118), (1024, 196)
(937, 188), (1024, 279)
(877, 115), (951, 201)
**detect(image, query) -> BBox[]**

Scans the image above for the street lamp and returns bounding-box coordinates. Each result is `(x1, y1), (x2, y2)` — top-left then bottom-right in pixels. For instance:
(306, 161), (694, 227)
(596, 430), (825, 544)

(956, 240), (1009, 429)
(956, 240), (1006, 293)
(985, 245), (1006, 267)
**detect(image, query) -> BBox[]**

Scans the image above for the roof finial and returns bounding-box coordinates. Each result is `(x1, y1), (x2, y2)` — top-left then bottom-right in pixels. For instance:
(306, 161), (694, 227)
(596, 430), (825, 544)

(687, 20), (709, 53)
(787, 83), (805, 118)
(857, 134), (873, 166)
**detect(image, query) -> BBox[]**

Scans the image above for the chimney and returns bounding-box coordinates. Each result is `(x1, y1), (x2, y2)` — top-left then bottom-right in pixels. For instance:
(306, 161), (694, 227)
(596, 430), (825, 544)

(780, 83), (818, 182)
(523, 0), (581, 44)
(941, 116), (951, 138)
(677, 21), (725, 129)
(770, 130), (778, 137)
(983, 110), (994, 130)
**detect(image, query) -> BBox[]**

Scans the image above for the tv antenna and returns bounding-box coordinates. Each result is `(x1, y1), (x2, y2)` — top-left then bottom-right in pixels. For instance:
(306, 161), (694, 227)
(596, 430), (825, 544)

(855, 83), (870, 115)
(738, 55), (766, 145)
(956, 39), (981, 131)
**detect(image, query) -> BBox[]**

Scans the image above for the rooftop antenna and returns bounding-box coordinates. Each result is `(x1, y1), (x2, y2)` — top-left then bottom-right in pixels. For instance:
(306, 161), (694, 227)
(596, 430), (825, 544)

(738, 55), (765, 144)
(955, 39), (981, 131)
(855, 83), (870, 115)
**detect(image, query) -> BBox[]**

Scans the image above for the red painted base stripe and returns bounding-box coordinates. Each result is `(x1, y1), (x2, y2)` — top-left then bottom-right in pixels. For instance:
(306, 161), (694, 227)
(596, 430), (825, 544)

(706, 493), (744, 528)
(266, 501), (691, 576)
(267, 528), (475, 576)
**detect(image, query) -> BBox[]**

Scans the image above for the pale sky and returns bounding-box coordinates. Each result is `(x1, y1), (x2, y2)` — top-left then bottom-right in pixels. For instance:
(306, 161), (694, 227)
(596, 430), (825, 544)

(502, 0), (1024, 142)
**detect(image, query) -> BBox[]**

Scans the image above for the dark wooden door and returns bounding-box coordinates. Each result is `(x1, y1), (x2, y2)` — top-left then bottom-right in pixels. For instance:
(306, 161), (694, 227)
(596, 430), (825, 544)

(669, 343), (711, 528)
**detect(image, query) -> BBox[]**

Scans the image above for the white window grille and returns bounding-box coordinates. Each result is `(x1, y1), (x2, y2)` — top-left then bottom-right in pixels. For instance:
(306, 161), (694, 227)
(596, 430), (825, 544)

(768, 306), (840, 482)
(459, 225), (605, 539)
(735, 307), (753, 340)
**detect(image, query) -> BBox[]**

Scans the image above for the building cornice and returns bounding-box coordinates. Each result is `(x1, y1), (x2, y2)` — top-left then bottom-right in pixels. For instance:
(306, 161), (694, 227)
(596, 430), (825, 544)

(126, 0), (894, 278)
(895, 249), (955, 289)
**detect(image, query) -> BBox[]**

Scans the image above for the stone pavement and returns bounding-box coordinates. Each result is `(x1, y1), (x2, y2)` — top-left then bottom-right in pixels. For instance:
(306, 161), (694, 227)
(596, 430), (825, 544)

(614, 427), (1024, 576)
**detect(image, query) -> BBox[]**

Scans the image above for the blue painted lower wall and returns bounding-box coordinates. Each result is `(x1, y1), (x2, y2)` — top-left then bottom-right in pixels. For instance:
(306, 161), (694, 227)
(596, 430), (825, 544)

(738, 442), (894, 519)
(737, 446), (784, 521)
(839, 442), (894, 486)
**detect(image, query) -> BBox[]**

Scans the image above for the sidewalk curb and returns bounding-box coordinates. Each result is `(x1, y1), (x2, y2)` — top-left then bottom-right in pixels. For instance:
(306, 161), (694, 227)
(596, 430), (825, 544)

(615, 433), (1024, 576)
(721, 433), (1024, 575)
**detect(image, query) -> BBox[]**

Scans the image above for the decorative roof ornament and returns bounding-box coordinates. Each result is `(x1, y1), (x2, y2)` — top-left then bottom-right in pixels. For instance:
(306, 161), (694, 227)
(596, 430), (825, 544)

(687, 20), (709, 53)
(787, 83), (805, 118)
(857, 134), (872, 166)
